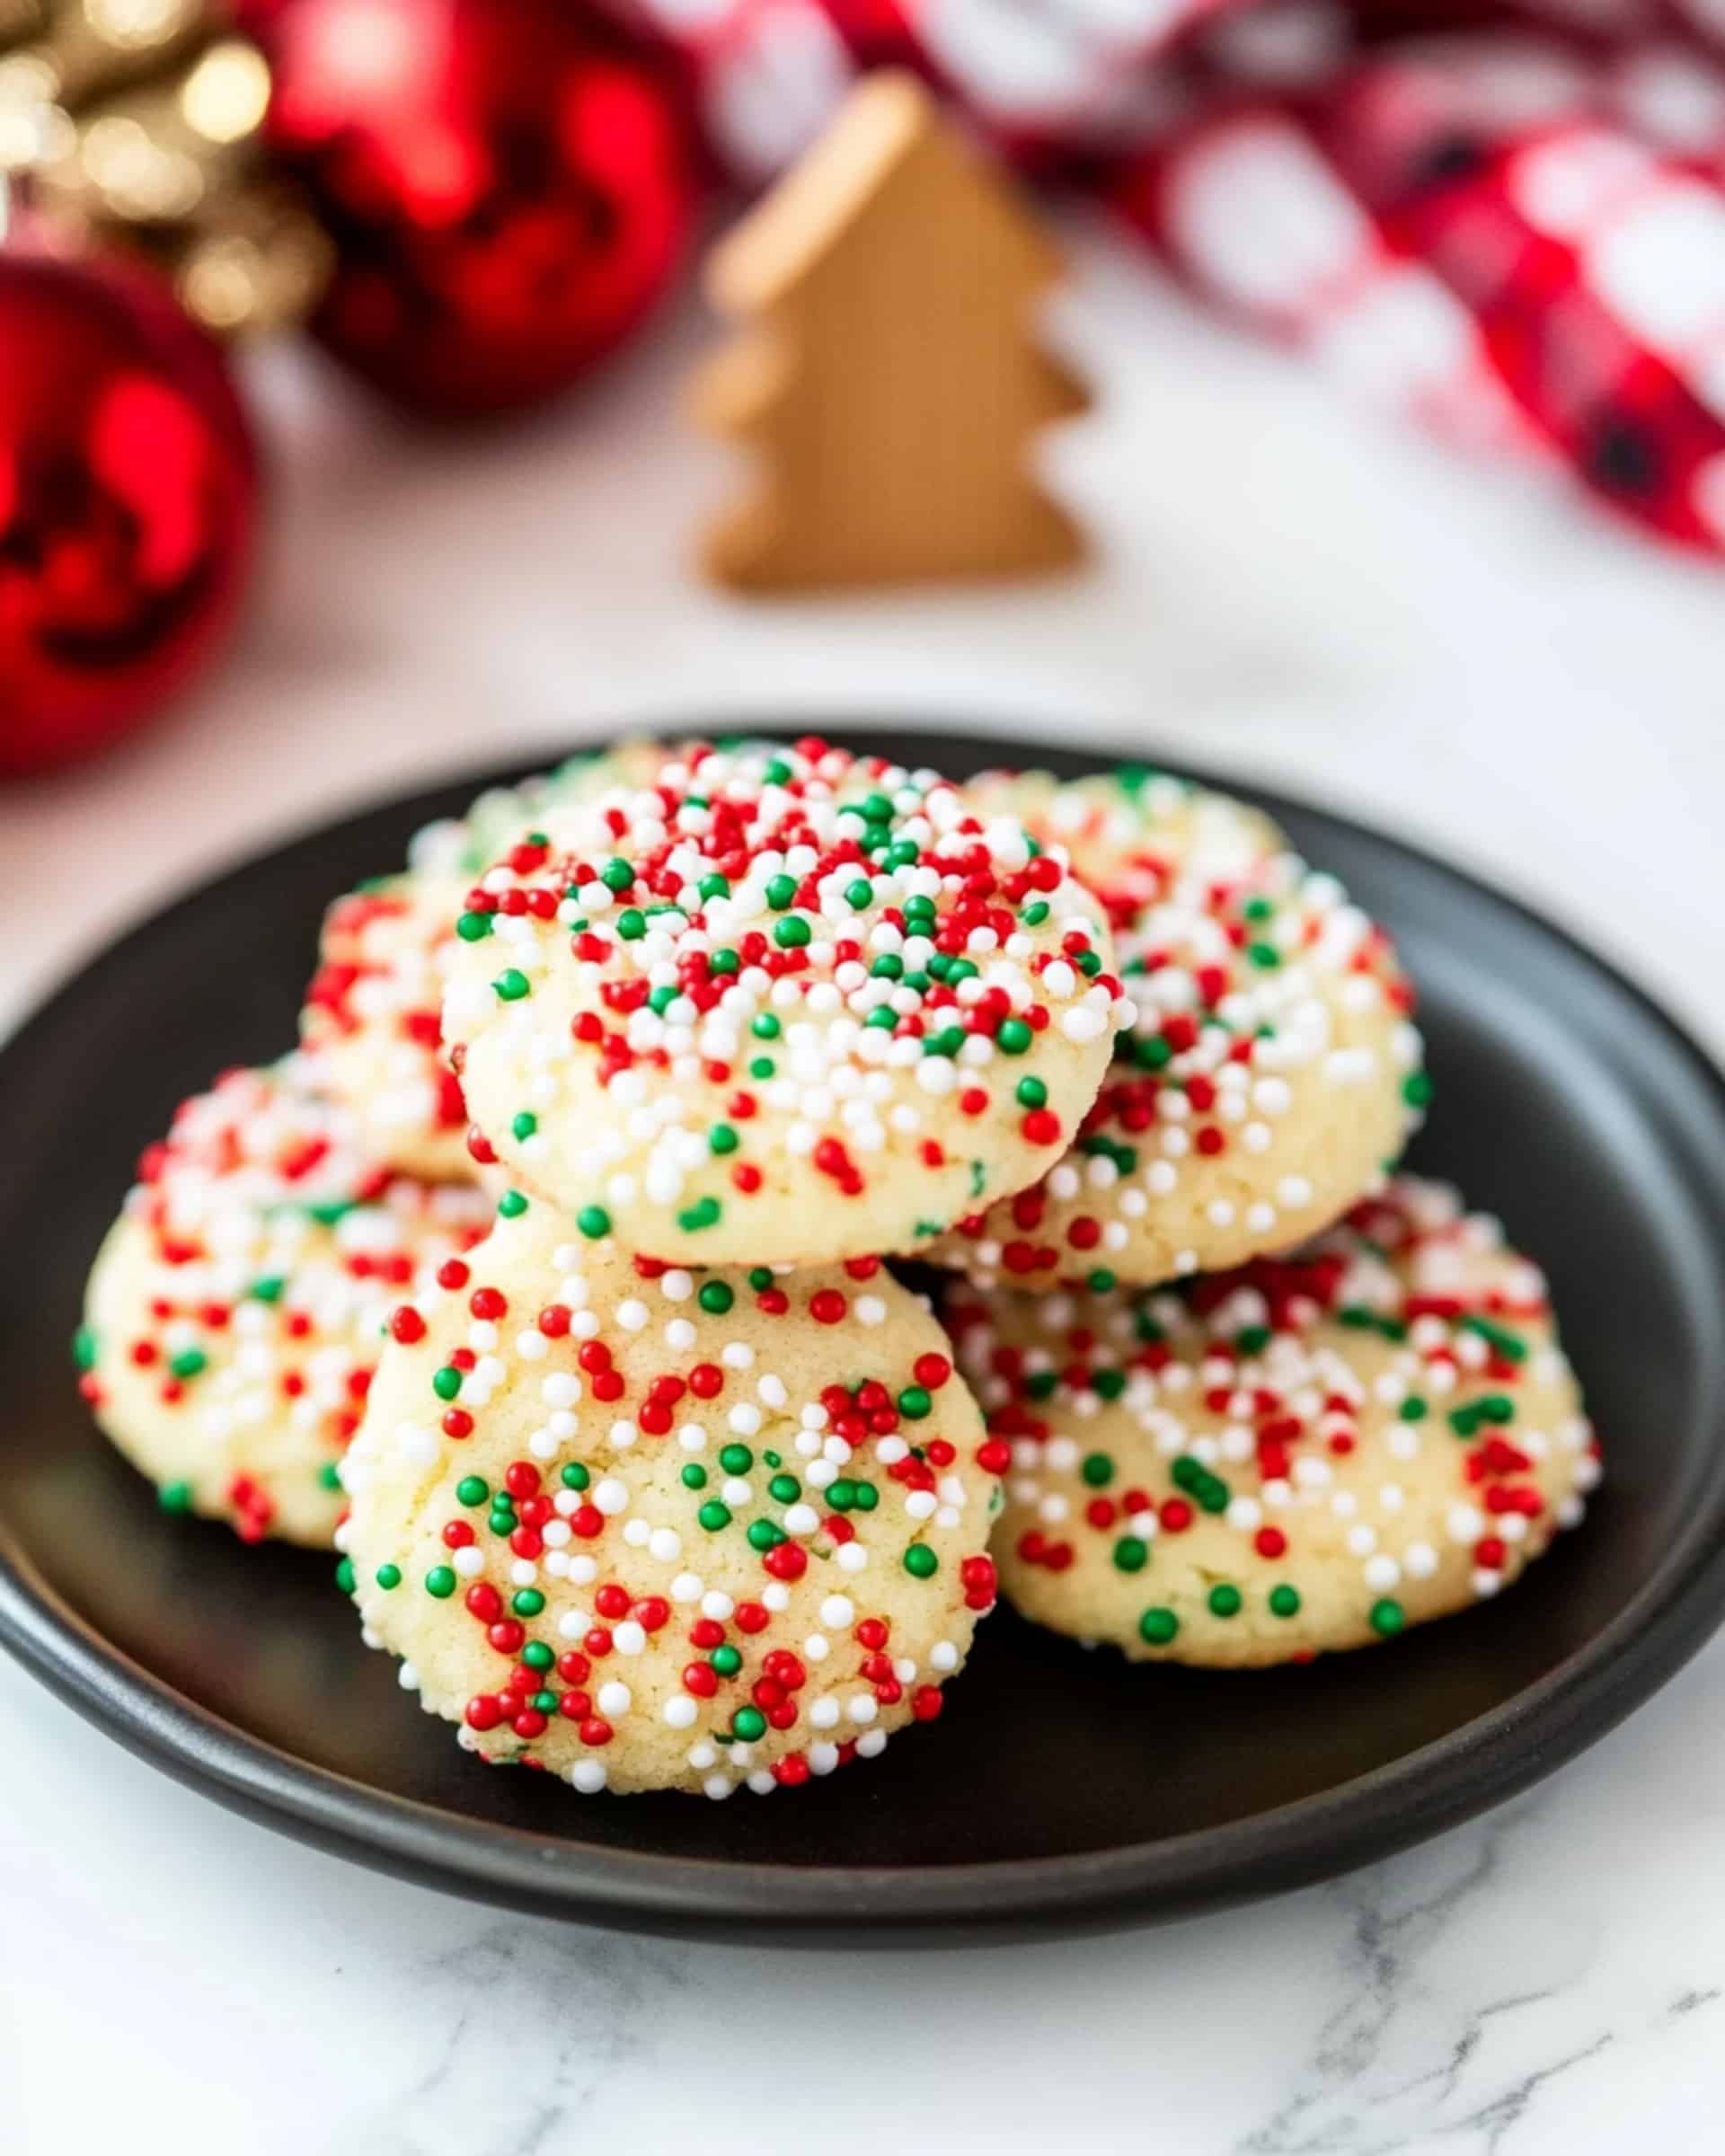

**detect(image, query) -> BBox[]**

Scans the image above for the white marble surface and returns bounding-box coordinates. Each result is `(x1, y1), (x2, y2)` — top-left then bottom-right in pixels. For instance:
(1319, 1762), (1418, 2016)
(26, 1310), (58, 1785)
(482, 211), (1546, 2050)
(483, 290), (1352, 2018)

(4, 216), (1725, 2152)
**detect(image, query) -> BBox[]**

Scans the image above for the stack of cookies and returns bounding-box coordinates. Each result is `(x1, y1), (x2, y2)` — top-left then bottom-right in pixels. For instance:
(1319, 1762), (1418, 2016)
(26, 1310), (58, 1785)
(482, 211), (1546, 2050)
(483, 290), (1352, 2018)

(77, 738), (1600, 1800)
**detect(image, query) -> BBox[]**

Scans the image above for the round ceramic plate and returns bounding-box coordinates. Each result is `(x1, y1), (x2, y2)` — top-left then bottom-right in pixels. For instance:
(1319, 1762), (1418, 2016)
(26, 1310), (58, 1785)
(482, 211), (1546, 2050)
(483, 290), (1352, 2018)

(4, 728), (1725, 1944)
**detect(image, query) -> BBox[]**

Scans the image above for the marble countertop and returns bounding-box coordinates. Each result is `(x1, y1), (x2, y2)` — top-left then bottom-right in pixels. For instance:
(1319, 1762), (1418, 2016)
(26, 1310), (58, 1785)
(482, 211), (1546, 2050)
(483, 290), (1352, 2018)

(4, 217), (1725, 2154)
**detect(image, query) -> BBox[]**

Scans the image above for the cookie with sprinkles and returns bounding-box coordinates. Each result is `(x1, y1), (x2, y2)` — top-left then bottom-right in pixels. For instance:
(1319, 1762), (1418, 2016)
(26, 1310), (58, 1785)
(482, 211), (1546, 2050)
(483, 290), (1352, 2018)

(945, 1176), (1597, 1666)
(924, 768), (1425, 1292)
(79, 1063), (492, 1545)
(438, 737), (1129, 1267)
(300, 746), (669, 1181)
(299, 874), (478, 1181)
(340, 1194), (1001, 1797)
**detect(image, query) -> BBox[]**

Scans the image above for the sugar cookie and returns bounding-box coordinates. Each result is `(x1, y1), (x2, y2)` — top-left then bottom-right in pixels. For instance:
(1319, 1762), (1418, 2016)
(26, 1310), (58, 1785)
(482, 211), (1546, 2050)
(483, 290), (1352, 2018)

(341, 1195), (1001, 1795)
(439, 737), (1128, 1266)
(78, 1063), (492, 1544)
(926, 769), (1424, 1290)
(945, 1177), (1597, 1665)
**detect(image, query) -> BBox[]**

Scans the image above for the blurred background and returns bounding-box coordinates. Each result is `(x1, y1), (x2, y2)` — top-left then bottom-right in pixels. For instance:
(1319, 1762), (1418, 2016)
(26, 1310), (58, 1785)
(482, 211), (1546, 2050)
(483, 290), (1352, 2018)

(3, 0), (1724, 1054)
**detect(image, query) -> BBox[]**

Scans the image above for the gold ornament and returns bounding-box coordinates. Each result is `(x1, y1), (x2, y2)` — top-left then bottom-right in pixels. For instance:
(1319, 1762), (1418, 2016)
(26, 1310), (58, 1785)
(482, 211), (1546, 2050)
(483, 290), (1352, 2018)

(0, 0), (330, 336)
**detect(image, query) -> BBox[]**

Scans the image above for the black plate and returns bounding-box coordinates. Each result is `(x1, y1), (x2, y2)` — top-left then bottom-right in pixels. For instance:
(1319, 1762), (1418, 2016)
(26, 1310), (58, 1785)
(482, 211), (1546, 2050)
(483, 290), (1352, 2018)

(5, 726), (1725, 1944)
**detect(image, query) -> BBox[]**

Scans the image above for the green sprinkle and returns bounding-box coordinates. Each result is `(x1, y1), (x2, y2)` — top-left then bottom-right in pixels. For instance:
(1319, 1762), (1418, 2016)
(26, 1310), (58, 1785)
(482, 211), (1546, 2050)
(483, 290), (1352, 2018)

(318, 1461), (342, 1491)
(335, 1557), (355, 1595)
(769, 1473), (801, 1503)
(512, 1588), (546, 1617)
(997, 1017), (1033, 1055)
(1139, 1606), (1179, 1645)
(1269, 1584), (1301, 1618)
(456, 910), (492, 941)
(1015, 1075), (1048, 1109)
(709, 950), (739, 977)
(560, 1461), (590, 1490)
(871, 953), (904, 980)
(1022, 900), (1049, 926)
(1113, 1536), (1148, 1573)
(1399, 1397), (1429, 1423)
(750, 1012), (781, 1040)
(1081, 1451), (1114, 1488)
(774, 915), (811, 949)
(1370, 1598), (1406, 1637)
(1462, 1314), (1527, 1363)
(424, 1566), (456, 1599)
(510, 1110), (537, 1141)
(897, 1385), (932, 1420)
(697, 1499), (731, 1533)
(432, 1366), (462, 1401)
(492, 968), (531, 1001)
(168, 1348), (208, 1381)
(497, 1189), (528, 1219)
(678, 1196), (721, 1233)
(719, 1442), (754, 1474)
(681, 1463), (708, 1489)
(249, 1276), (285, 1303)
(1247, 942), (1280, 970)
(710, 1643), (742, 1677)
(615, 908), (646, 941)
(576, 1205), (611, 1239)
(748, 1267), (774, 1291)
(747, 1520), (784, 1551)
(1403, 1071), (1434, 1109)
(1208, 1584), (1243, 1618)
(157, 1480), (193, 1514)
(376, 1563), (402, 1590)
(732, 1706), (767, 1742)
(707, 1127), (739, 1162)
(456, 1475), (489, 1507)
(845, 879), (873, 910)
(522, 1640), (553, 1673)
(749, 1056), (775, 1080)
(698, 1279), (734, 1314)
(765, 872), (797, 910)
(601, 858), (633, 893)
(904, 1544), (939, 1579)
(697, 872), (730, 902)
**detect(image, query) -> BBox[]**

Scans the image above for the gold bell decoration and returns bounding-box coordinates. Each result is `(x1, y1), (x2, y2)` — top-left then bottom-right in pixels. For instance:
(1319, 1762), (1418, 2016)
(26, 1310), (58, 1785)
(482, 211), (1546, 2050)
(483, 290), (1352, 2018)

(0, 0), (330, 336)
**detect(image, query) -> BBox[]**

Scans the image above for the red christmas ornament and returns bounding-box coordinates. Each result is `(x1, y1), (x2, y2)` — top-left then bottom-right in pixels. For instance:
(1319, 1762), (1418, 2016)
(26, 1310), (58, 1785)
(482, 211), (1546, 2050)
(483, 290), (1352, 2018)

(0, 248), (258, 779)
(253, 0), (694, 420)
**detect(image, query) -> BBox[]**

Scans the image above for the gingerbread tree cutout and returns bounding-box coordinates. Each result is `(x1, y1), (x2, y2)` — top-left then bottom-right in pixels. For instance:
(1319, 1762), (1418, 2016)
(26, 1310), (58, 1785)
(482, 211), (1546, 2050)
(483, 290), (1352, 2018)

(691, 71), (1090, 594)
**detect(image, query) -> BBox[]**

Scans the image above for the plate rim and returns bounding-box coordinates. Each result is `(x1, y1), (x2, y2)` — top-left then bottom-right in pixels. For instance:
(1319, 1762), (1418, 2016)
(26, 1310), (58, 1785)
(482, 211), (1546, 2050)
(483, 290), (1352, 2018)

(6, 725), (1725, 1941)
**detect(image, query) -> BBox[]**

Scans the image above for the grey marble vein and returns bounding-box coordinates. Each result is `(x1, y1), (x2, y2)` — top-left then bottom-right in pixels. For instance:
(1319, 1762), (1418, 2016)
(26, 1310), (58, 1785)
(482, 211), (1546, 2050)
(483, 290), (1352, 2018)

(329, 1921), (689, 2156)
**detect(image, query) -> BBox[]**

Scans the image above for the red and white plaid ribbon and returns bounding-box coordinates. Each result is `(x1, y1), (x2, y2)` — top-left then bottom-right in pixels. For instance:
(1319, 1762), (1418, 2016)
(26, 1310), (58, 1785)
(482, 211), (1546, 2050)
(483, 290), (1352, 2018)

(623, 0), (1725, 553)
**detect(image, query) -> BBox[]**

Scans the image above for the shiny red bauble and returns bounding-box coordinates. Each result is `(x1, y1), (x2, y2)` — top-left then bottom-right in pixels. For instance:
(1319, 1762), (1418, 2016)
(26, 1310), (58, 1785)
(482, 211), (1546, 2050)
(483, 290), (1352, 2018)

(253, 0), (694, 420)
(0, 248), (259, 778)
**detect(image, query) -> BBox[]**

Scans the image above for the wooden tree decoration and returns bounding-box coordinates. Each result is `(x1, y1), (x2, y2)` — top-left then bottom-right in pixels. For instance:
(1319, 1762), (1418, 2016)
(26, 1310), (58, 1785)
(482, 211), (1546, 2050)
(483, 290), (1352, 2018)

(691, 70), (1090, 594)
